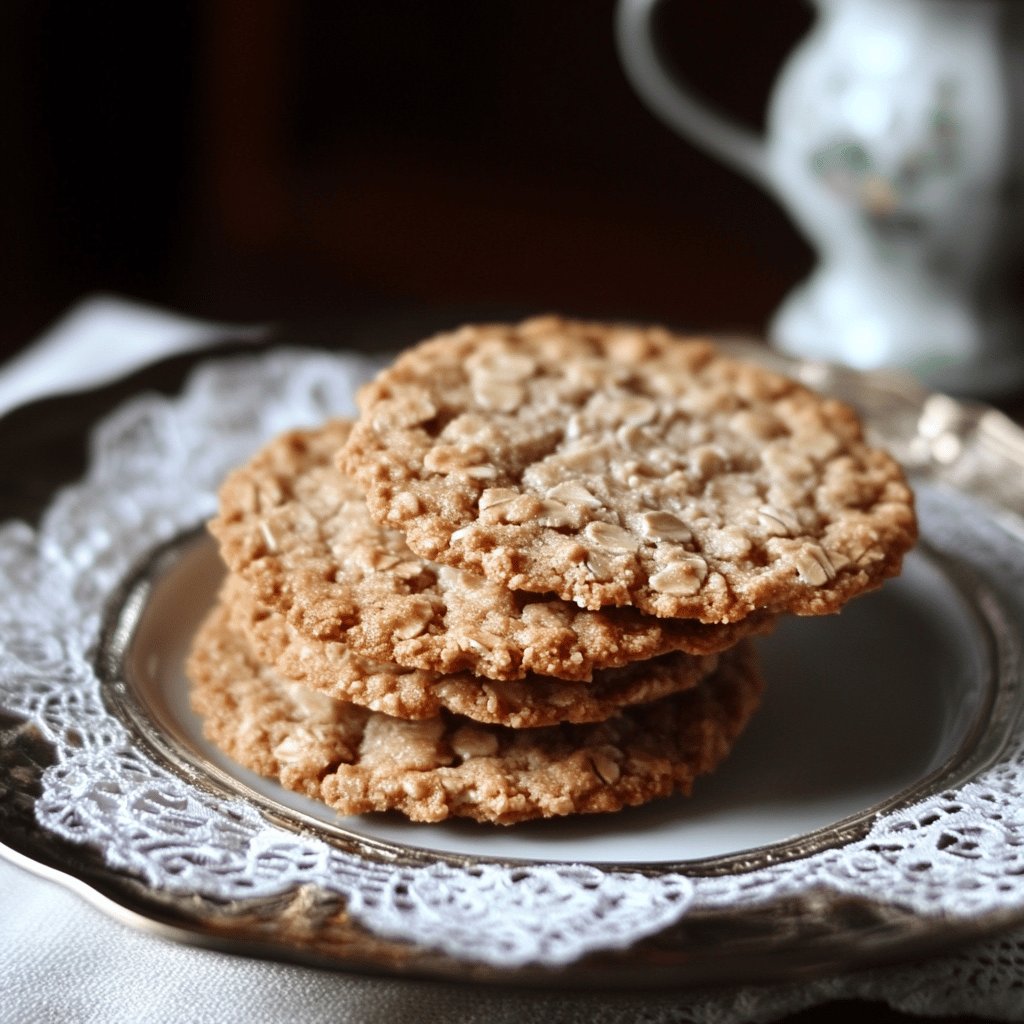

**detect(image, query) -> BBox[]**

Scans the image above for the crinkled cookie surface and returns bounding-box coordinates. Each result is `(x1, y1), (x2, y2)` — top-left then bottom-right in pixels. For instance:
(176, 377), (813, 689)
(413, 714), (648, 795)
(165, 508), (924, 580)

(339, 317), (917, 621)
(188, 603), (764, 825)
(210, 419), (771, 681)
(225, 574), (720, 728)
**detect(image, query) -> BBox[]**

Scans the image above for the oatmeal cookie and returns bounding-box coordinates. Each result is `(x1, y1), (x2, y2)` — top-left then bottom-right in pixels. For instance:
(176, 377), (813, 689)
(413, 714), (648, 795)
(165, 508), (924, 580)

(210, 419), (771, 680)
(224, 574), (720, 727)
(339, 317), (917, 621)
(188, 603), (764, 825)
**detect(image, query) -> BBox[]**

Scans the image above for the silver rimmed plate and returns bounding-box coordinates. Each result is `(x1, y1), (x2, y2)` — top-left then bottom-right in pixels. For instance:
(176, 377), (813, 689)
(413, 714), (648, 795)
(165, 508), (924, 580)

(2, 336), (1024, 988)
(110, 529), (1002, 868)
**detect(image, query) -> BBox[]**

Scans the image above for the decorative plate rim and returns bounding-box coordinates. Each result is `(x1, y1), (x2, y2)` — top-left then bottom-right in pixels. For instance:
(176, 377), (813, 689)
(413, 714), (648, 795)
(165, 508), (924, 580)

(2, 334), (1024, 989)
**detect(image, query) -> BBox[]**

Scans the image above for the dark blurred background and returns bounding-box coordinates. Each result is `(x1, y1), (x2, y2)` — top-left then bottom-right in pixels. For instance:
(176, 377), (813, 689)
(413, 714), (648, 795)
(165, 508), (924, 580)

(0, 0), (814, 360)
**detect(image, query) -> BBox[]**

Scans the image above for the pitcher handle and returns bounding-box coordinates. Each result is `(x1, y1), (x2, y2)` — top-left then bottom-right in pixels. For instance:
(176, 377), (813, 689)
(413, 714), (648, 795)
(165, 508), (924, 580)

(615, 0), (771, 189)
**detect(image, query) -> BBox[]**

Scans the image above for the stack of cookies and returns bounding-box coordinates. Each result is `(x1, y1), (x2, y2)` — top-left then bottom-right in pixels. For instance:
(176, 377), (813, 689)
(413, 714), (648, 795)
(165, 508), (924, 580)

(189, 317), (917, 826)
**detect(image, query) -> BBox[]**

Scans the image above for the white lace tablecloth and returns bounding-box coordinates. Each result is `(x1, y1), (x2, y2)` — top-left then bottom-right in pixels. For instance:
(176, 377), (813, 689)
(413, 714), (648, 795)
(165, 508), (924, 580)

(2, 296), (1024, 1023)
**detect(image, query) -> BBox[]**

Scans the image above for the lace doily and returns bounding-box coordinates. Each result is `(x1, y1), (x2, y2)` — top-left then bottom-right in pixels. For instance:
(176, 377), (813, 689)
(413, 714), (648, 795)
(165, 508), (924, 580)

(3, 346), (1024, 1015)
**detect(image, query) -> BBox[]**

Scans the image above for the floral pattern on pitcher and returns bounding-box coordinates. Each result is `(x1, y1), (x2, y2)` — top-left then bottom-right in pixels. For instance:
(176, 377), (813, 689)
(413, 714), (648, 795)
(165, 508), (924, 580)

(810, 80), (962, 256)
(617, 0), (1024, 395)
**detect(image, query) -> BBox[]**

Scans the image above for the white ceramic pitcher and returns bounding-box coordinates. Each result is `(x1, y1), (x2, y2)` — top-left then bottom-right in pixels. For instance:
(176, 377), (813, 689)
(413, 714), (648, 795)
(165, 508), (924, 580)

(616, 0), (1024, 395)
